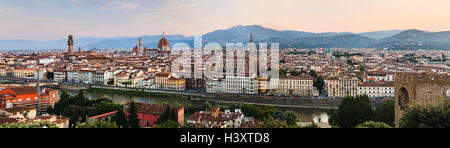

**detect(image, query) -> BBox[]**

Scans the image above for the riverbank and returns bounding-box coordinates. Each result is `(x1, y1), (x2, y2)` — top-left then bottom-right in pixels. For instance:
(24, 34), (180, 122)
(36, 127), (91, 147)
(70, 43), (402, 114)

(60, 88), (332, 124)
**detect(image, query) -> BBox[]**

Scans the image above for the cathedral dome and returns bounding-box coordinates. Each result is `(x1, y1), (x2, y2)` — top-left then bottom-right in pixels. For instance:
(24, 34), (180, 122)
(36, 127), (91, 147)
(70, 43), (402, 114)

(158, 33), (170, 49)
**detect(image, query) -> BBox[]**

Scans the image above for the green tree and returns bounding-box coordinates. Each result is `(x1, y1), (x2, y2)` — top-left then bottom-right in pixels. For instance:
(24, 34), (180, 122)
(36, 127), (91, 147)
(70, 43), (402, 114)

(63, 105), (85, 128)
(46, 72), (54, 80)
(290, 70), (302, 76)
(279, 69), (288, 76)
(301, 121), (320, 128)
(0, 121), (57, 128)
(76, 118), (118, 128)
(359, 65), (365, 72)
(374, 99), (395, 126)
(199, 101), (212, 111)
(114, 107), (128, 128)
(263, 106), (277, 119)
(284, 111), (298, 125)
(180, 123), (198, 128)
(330, 95), (374, 128)
(258, 116), (292, 128)
(157, 120), (179, 128)
(54, 91), (71, 115)
(122, 81), (132, 89)
(72, 90), (88, 106)
(314, 75), (325, 94)
(356, 121), (392, 128)
(400, 100), (450, 128)
(128, 101), (140, 128)
(309, 70), (318, 79)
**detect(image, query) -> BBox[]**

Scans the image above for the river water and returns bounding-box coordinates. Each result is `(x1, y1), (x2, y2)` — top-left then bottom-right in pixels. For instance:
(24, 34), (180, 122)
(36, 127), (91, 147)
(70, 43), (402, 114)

(59, 89), (330, 123)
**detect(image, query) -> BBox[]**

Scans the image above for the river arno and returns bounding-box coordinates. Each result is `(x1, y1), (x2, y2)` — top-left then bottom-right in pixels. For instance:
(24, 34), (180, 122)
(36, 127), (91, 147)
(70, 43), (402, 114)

(60, 89), (330, 123)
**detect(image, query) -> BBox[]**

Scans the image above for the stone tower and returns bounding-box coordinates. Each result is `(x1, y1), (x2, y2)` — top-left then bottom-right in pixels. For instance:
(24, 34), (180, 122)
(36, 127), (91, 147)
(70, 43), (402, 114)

(68, 34), (74, 53)
(139, 38), (143, 57)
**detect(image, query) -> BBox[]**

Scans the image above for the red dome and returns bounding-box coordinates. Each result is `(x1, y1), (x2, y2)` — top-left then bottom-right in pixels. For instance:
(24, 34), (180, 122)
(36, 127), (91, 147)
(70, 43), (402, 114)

(158, 34), (170, 49)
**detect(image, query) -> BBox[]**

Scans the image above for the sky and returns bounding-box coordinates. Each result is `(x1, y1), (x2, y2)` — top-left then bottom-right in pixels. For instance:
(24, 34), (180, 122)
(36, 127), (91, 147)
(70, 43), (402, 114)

(1, 0), (450, 41)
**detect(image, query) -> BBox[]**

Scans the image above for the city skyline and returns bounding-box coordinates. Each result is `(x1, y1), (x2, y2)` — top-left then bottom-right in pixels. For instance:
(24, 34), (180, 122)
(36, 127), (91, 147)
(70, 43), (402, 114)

(2, 0), (450, 41)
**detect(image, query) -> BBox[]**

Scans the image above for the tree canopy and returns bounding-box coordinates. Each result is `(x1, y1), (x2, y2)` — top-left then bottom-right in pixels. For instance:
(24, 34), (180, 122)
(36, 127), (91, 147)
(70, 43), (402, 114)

(400, 100), (450, 128)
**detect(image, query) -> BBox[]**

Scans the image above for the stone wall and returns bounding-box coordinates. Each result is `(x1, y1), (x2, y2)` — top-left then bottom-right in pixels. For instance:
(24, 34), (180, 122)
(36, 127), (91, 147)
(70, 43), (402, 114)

(394, 72), (450, 127)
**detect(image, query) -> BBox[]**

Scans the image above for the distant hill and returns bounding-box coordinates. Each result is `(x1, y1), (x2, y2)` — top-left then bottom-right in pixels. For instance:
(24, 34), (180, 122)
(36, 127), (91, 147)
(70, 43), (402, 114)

(372, 29), (450, 50)
(357, 30), (403, 40)
(1, 25), (450, 50)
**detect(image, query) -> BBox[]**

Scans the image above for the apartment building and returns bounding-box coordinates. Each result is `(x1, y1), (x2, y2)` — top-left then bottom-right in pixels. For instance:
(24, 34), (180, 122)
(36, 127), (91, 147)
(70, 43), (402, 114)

(358, 81), (394, 98)
(272, 75), (316, 97)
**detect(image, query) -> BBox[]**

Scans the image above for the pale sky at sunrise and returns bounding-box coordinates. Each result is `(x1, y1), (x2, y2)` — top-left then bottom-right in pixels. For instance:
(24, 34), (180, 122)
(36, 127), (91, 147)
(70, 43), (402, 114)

(1, 0), (450, 41)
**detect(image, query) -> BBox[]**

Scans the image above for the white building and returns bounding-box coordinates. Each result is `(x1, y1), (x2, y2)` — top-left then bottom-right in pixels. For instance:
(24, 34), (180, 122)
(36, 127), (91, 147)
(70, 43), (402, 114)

(67, 70), (80, 84)
(224, 76), (258, 94)
(81, 70), (93, 85)
(271, 75), (317, 97)
(338, 75), (359, 97)
(358, 81), (395, 98)
(206, 78), (225, 93)
(53, 70), (66, 83)
(365, 71), (395, 82)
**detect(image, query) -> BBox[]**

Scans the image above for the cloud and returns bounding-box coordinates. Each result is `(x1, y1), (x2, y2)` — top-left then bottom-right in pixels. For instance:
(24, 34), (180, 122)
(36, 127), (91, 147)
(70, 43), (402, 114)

(100, 1), (140, 10)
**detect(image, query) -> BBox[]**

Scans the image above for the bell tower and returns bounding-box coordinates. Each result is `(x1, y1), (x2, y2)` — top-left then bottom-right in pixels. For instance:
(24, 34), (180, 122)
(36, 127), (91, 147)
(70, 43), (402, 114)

(68, 34), (74, 53)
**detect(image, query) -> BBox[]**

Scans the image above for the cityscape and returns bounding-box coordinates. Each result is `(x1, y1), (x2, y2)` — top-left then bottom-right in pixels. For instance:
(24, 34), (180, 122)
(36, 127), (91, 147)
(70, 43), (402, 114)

(0, 0), (449, 131)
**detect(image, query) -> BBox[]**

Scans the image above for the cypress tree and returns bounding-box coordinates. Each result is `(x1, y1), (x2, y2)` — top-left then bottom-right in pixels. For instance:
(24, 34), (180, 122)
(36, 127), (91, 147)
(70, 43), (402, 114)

(128, 102), (140, 128)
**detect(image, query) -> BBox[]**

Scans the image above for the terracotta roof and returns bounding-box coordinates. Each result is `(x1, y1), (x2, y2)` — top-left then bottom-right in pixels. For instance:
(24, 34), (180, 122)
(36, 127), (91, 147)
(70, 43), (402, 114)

(2, 106), (35, 113)
(326, 77), (339, 80)
(90, 111), (118, 119)
(359, 81), (394, 87)
(158, 34), (170, 48)
(280, 75), (314, 80)
(125, 102), (182, 115)
(9, 86), (37, 95)
(155, 72), (170, 77)
(0, 117), (17, 124)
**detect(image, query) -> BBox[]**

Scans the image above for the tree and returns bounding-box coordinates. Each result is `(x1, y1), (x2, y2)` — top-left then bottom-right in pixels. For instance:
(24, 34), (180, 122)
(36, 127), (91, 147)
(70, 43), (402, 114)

(63, 105), (85, 128)
(54, 91), (71, 115)
(374, 99), (395, 126)
(301, 121), (320, 128)
(400, 100), (450, 128)
(290, 70), (302, 76)
(314, 75), (325, 94)
(279, 69), (288, 76)
(122, 81), (132, 89)
(76, 118), (118, 128)
(72, 90), (88, 106)
(356, 121), (392, 128)
(259, 116), (290, 128)
(199, 101), (212, 111)
(329, 95), (374, 128)
(46, 72), (54, 80)
(284, 111), (298, 125)
(0, 121), (57, 128)
(114, 107), (128, 128)
(128, 101), (140, 128)
(309, 70), (318, 79)
(263, 106), (277, 119)
(157, 120), (179, 128)
(180, 123), (198, 128)
(360, 65), (365, 72)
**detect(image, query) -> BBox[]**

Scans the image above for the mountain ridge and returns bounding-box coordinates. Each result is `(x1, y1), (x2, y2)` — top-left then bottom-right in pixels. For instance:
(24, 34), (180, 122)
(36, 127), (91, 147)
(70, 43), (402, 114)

(2, 25), (450, 50)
